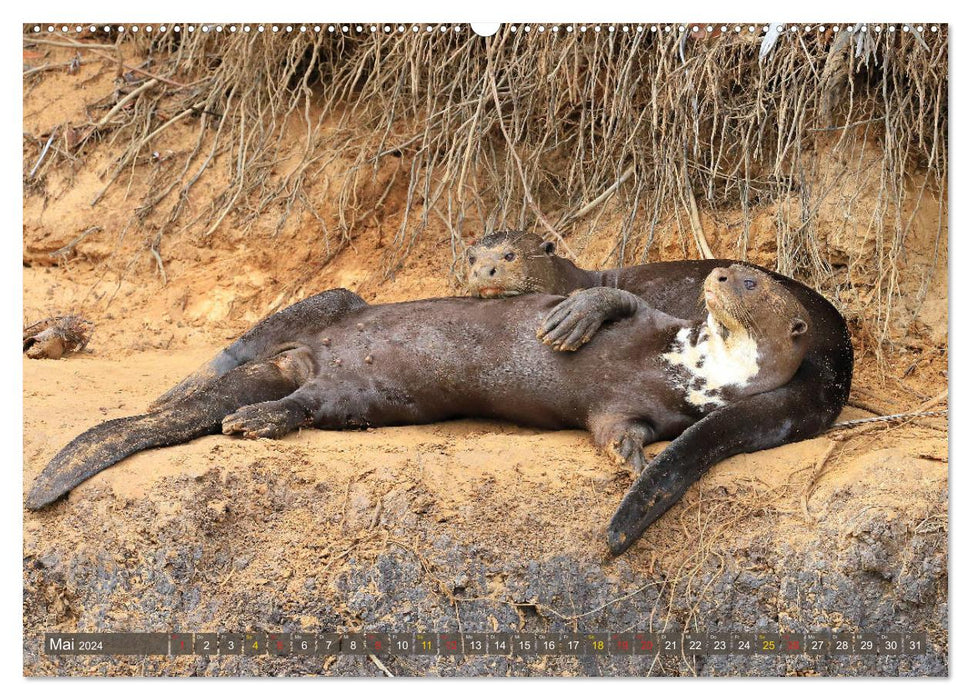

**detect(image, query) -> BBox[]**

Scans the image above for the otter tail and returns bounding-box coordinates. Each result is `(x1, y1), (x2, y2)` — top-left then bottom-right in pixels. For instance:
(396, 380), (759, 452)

(26, 357), (304, 510)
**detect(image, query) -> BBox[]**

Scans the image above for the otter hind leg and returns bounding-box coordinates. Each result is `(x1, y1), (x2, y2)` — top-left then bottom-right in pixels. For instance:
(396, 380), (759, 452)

(222, 397), (312, 439)
(221, 347), (320, 439)
(590, 415), (655, 476)
(148, 350), (240, 410)
(149, 288), (366, 410)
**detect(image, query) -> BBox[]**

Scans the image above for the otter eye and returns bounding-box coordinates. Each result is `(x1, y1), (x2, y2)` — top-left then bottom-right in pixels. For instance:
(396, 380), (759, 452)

(743, 279), (757, 290)
(504, 252), (516, 262)
(468, 254), (476, 265)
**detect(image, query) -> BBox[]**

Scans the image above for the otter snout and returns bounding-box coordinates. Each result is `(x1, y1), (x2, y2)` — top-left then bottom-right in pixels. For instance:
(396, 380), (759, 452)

(704, 267), (733, 306)
(706, 266), (733, 288)
(469, 261), (505, 297)
(705, 264), (757, 301)
(465, 250), (515, 297)
(471, 263), (499, 280)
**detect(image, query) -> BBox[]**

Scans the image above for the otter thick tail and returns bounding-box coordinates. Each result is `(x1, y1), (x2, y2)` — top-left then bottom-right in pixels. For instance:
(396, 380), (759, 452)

(26, 354), (308, 510)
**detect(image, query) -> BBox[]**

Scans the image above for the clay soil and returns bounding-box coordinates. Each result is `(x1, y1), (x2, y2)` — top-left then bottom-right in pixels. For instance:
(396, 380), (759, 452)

(22, 44), (949, 677)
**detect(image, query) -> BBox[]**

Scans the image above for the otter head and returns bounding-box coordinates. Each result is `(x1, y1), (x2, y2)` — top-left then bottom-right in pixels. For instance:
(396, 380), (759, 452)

(703, 264), (809, 387)
(463, 231), (559, 298)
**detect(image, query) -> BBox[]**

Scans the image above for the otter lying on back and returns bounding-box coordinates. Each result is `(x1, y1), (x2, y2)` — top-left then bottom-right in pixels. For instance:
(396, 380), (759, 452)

(462, 230), (851, 552)
(27, 266), (809, 555)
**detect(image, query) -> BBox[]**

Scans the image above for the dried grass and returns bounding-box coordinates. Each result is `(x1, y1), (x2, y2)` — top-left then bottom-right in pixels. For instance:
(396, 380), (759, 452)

(22, 24), (948, 347)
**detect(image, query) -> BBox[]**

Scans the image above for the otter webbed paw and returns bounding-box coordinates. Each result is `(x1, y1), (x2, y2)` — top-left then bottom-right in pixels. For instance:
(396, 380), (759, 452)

(590, 416), (655, 477)
(222, 400), (309, 439)
(537, 287), (644, 352)
(537, 291), (608, 351)
(608, 434), (649, 476)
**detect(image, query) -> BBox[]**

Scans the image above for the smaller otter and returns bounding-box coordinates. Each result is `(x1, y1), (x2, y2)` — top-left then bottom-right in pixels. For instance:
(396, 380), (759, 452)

(465, 230), (595, 298)
(465, 230), (637, 351)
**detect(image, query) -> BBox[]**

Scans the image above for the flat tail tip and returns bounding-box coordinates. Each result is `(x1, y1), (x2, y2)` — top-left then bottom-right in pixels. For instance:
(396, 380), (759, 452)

(24, 495), (49, 511)
(24, 482), (63, 511)
(606, 528), (631, 556)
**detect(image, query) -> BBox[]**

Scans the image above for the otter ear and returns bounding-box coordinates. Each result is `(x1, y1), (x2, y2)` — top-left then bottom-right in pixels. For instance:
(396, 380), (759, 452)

(542, 240), (556, 256)
(791, 318), (808, 338)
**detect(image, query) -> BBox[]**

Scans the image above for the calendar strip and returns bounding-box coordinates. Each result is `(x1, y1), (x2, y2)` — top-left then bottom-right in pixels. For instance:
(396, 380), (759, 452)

(43, 631), (928, 657)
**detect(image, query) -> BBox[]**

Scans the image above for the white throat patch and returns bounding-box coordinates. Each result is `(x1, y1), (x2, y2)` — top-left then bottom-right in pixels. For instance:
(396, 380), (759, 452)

(662, 314), (761, 410)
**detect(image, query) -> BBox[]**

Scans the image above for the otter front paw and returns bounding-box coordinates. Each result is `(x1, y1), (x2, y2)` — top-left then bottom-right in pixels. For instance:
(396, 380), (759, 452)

(536, 295), (605, 352)
(222, 403), (304, 439)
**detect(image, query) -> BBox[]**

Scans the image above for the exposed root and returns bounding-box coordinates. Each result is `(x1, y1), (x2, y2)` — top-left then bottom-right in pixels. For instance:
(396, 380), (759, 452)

(21, 24), (948, 351)
(23, 315), (94, 359)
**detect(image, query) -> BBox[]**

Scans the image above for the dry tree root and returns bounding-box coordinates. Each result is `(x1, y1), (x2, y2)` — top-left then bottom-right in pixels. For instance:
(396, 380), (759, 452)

(23, 316), (94, 360)
(21, 24), (948, 353)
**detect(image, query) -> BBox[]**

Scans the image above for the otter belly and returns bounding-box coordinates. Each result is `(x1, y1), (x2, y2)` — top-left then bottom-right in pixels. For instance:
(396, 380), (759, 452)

(303, 296), (673, 431)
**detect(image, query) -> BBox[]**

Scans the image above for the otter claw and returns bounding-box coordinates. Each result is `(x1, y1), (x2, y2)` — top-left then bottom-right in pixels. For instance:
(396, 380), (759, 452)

(538, 298), (603, 352)
(609, 436), (648, 475)
(222, 405), (295, 439)
(559, 335), (592, 352)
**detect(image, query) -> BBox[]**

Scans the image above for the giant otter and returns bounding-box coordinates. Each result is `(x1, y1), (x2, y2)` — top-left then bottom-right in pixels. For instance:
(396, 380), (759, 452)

(26, 265), (812, 556)
(465, 231), (853, 552)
